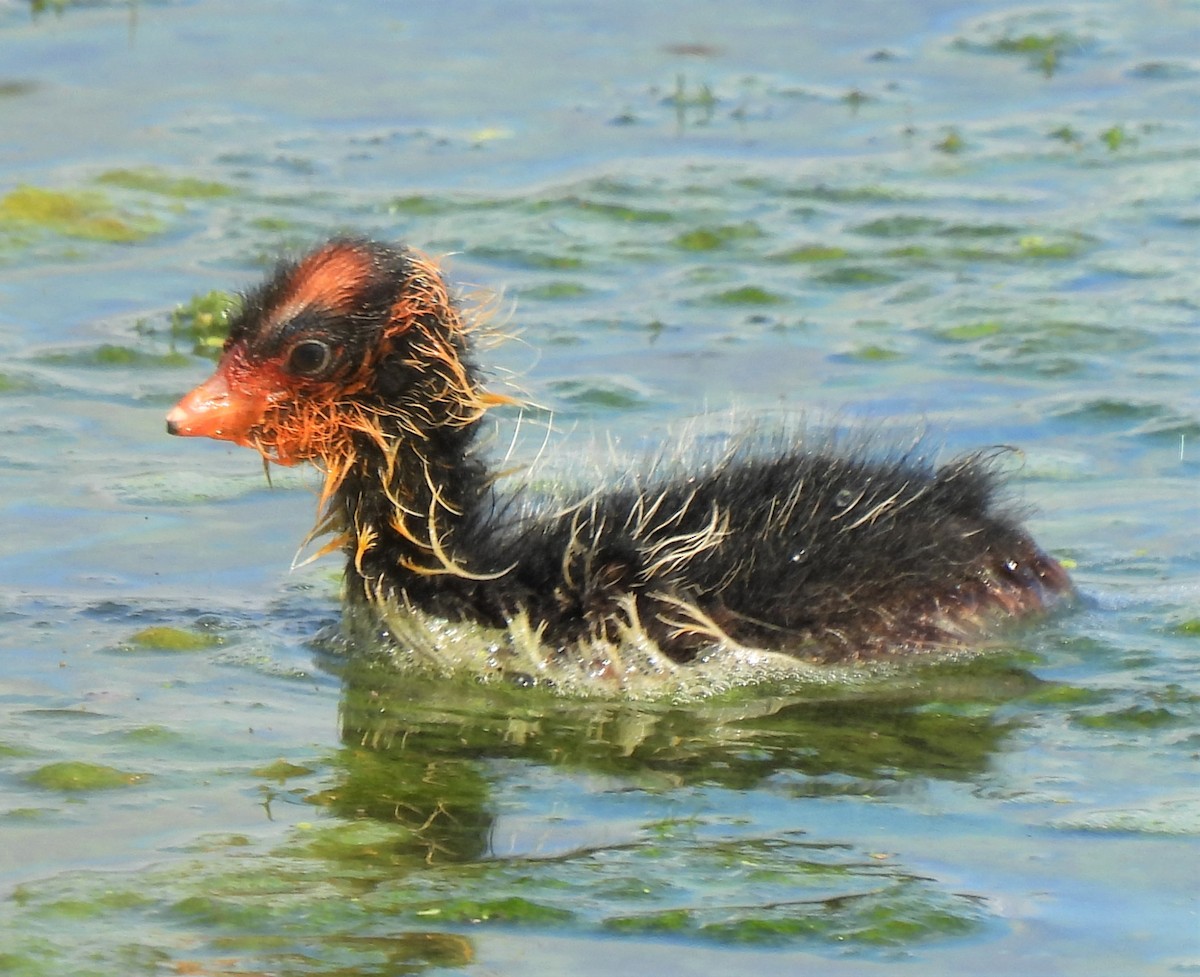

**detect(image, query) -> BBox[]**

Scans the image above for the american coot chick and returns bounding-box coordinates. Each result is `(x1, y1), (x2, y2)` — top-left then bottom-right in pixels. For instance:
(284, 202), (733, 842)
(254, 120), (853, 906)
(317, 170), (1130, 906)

(166, 239), (1070, 694)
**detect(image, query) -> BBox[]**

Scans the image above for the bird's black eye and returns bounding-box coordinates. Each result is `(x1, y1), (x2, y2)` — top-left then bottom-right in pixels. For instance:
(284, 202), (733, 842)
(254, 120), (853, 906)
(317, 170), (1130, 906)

(286, 339), (333, 377)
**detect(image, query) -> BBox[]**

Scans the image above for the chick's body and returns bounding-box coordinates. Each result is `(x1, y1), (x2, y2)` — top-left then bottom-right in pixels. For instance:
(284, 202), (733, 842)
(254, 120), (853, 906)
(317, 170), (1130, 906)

(167, 239), (1071, 689)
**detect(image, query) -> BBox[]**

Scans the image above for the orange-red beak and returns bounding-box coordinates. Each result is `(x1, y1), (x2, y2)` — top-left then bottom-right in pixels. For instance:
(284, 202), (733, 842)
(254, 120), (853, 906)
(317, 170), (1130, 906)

(165, 362), (268, 448)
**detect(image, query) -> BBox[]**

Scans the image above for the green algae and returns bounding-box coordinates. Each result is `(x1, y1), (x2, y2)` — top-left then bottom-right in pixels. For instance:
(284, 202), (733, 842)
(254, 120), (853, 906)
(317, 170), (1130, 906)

(953, 27), (1084, 77)
(83, 345), (149, 366)
(0, 949), (52, 977)
(935, 128), (967, 154)
(811, 220), (1094, 268)
(521, 281), (591, 300)
(0, 185), (162, 243)
(281, 819), (426, 869)
(842, 87), (871, 109)
(0, 80), (37, 97)
(887, 244), (934, 260)
(673, 222), (763, 251)
(986, 32), (1074, 56)
(771, 243), (851, 262)
(813, 266), (899, 286)
(1131, 60), (1200, 80)
(183, 834), (255, 854)
(419, 896), (575, 925)
(470, 245), (584, 270)
(367, 826), (985, 949)
(1074, 706), (1183, 731)
(664, 74), (718, 112)
(123, 625), (223, 651)
(707, 285), (787, 305)
(252, 759), (316, 781)
(604, 907), (694, 934)
(387, 193), (498, 216)
(782, 183), (916, 204)
(170, 893), (279, 930)
(1150, 684), (1199, 708)
(1016, 234), (1086, 259)
(847, 344), (902, 362)
(29, 0), (92, 13)
(1055, 398), (1162, 422)
(1100, 125), (1133, 151)
(115, 725), (184, 745)
(927, 317), (1133, 377)
(0, 808), (53, 823)
(566, 198), (675, 223)
(35, 344), (191, 368)
(247, 215), (297, 232)
(1021, 684), (1108, 707)
(854, 215), (944, 238)
(170, 289), (240, 355)
(30, 889), (152, 920)
(26, 761), (146, 791)
(1049, 124), (1083, 144)
(548, 378), (651, 410)
(935, 233), (1090, 263)
(0, 372), (34, 392)
(0, 741), (36, 758)
(940, 223), (1019, 238)
(934, 320), (1005, 342)
(95, 168), (235, 199)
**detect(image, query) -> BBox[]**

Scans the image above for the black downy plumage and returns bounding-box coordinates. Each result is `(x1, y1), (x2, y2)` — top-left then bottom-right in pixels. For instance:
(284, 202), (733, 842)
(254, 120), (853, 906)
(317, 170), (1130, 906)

(167, 238), (1071, 687)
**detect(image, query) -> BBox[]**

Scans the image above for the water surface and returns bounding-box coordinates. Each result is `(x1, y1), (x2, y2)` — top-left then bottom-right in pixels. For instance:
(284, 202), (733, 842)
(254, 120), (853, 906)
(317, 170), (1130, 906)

(0, 1), (1197, 974)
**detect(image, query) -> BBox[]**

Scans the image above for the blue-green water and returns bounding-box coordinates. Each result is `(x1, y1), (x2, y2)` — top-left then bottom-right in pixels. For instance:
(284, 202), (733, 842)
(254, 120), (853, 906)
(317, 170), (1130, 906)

(1, 1), (1197, 974)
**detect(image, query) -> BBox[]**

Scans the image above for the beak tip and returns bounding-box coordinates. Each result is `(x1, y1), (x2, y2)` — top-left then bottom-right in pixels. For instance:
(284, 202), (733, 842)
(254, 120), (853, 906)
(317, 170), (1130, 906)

(165, 405), (186, 437)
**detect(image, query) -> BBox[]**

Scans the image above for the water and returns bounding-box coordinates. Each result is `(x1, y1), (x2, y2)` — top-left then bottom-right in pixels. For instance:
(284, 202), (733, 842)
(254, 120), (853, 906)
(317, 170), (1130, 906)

(1, 0), (1197, 974)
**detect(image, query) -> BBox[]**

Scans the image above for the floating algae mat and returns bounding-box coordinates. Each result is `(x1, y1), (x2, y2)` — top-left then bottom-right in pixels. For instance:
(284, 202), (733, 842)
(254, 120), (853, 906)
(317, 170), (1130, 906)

(0, 185), (162, 244)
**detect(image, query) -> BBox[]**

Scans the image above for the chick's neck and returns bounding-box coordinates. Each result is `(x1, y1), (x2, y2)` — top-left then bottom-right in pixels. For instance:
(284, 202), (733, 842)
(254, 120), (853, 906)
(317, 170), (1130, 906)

(322, 355), (494, 596)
